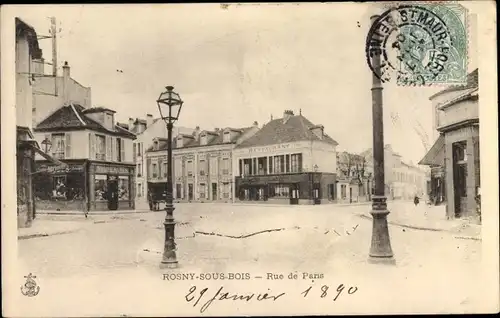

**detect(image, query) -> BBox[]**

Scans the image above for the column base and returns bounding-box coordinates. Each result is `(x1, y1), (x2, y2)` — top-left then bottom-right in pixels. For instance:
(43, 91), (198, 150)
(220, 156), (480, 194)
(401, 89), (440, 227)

(159, 261), (179, 269)
(368, 256), (396, 265)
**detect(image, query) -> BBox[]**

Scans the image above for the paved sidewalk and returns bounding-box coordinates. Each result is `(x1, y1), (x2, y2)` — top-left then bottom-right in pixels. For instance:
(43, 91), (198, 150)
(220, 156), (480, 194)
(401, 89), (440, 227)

(18, 220), (85, 240)
(358, 202), (481, 239)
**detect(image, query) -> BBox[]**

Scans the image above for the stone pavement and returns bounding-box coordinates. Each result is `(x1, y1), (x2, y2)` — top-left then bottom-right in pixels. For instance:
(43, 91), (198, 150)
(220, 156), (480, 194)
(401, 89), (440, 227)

(18, 220), (86, 240)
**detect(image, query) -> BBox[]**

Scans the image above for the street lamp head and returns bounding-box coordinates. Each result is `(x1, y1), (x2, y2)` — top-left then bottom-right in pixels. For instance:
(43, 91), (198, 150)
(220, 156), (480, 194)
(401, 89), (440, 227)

(41, 137), (52, 152)
(157, 86), (183, 124)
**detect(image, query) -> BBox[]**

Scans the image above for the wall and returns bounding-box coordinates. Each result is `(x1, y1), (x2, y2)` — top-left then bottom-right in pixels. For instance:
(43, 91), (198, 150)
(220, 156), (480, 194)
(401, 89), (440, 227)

(310, 141), (337, 173)
(438, 99), (478, 129)
(33, 76), (91, 126)
(34, 129), (133, 162)
(16, 35), (33, 129)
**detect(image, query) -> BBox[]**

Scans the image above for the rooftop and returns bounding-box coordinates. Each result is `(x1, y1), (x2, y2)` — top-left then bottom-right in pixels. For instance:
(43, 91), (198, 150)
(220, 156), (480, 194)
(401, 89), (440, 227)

(235, 113), (337, 148)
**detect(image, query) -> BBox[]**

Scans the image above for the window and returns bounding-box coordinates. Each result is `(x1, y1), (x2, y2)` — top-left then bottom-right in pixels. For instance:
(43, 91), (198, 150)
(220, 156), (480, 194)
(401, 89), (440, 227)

(243, 160), (251, 176)
(222, 182), (230, 198)
(290, 154), (302, 173)
(152, 163), (158, 178)
(52, 176), (67, 198)
(200, 134), (207, 145)
(163, 162), (168, 177)
(199, 159), (206, 175)
(138, 183), (142, 197)
(116, 138), (122, 162)
(96, 135), (106, 161)
(328, 184), (335, 199)
(199, 183), (206, 199)
(51, 133), (65, 159)
(341, 185), (347, 199)
(137, 163), (142, 177)
(136, 143), (141, 156)
(273, 155), (284, 174)
(285, 155), (290, 173)
(269, 157), (273, 174)
(222, 158), (230, 175)
(223, 131), (231, 143)
(187, 160), (193, 177)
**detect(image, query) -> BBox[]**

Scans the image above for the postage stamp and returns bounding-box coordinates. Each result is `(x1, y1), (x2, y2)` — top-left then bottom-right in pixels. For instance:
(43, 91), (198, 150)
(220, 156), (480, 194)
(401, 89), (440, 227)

(366, 3), (468, 86)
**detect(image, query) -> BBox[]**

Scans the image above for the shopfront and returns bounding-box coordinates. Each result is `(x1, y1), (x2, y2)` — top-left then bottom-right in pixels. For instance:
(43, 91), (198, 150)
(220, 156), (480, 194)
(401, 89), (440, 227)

(34, 160), (135, 212)
(235, 172), (336, 205)
(34, 160), (87, 211)
(88, 161), (135, 211)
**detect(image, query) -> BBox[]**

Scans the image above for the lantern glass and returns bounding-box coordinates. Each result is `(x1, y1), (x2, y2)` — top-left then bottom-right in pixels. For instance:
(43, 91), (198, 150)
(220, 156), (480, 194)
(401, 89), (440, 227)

(156, 86), (183, 123)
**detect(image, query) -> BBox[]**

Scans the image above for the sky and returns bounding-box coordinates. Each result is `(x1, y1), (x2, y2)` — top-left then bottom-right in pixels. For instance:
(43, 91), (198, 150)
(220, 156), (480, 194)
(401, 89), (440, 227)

(10, 3), (472, 164)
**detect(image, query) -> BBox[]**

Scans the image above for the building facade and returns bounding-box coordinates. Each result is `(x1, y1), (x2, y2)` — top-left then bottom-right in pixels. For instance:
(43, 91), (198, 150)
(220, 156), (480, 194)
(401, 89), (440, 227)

(233, 110), (338, 205)
(420, 69), (479, 219)
(361, 145), (427, 201)
(16, 18), (65, 228)
(130, 115), (194, 205)
(145, 123), (259, 203)
(336, 152), (371, 204)
(33, 105), (137, 211)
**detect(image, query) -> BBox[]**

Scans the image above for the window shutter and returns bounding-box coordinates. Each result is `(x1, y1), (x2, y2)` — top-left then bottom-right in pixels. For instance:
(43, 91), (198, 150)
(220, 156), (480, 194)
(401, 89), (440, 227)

(89, 133), (96, 160)
(121, 139), (125, 162)
(111, 137), (116, 162)
(65, 133), (71, 159)
(147, 158), (152, 179)
(105, 136), (112, 161)
(133, 143), (137, 163)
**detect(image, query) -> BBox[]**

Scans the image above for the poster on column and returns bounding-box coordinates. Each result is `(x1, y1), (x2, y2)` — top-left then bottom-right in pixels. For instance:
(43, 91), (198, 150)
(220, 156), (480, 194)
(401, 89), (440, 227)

(1, 2), (499, 317)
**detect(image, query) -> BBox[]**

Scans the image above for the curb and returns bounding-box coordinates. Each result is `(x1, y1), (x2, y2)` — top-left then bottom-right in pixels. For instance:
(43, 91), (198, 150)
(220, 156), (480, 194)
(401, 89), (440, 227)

(18, 229), (81, 240)
(357, 214), (482, 241)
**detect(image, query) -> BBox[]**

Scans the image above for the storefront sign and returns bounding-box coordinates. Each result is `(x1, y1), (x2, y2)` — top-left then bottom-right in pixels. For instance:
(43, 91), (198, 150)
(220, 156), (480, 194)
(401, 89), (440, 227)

(95, 165), (130, 175)
(37, 164), (84, 173)
(247, 143), (295, 154)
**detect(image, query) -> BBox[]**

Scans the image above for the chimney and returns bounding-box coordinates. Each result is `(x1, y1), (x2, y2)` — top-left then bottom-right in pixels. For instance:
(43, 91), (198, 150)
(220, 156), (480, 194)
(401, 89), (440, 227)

(253, 121), (259, 127)
(193, 126), (201, 139)
(62, 61), (70, 104)
(146, 114), (153, 127)
(282, 110), (294, 124)
(128, 117), (134, 130)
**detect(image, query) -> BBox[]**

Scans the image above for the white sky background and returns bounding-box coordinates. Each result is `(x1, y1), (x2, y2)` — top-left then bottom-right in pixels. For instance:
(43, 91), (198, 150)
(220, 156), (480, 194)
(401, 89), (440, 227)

(12, 3), (473, 164)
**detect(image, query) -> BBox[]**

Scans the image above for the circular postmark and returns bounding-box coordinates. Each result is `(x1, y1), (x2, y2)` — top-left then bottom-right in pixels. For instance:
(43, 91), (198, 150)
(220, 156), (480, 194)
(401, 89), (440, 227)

(366, 5), (458, 86)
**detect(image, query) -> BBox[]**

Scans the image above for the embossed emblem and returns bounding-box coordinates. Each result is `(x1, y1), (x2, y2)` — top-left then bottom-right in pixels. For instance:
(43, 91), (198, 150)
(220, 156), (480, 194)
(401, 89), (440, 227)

(20, 273), (40, 297)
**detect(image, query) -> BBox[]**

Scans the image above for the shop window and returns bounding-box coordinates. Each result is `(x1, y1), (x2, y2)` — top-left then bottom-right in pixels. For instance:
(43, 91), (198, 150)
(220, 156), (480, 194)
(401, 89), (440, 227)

(53, 176), (67, 199)
(269, 184), (289, 198)
(94, 175), (108, 201)
(51, 133), (65, 159)
(176, 184), (182, 199)
(118, 176), (129, 200)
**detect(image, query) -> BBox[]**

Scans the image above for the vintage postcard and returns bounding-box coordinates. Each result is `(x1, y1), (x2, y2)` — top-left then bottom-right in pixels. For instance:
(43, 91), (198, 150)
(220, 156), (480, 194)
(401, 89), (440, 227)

(1, 2), (498, 317)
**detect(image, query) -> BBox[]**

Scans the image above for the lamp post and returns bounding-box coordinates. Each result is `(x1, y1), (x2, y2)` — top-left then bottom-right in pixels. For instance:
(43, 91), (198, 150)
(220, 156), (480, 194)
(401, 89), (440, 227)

(41, 137), (52, 153)
(368, 15), (395, 264)
(157, 86), (183, 269)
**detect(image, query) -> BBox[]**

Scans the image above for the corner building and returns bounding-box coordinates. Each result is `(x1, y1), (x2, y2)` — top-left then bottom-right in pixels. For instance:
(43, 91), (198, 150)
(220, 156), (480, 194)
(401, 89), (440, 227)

(233, 110), (339, 205)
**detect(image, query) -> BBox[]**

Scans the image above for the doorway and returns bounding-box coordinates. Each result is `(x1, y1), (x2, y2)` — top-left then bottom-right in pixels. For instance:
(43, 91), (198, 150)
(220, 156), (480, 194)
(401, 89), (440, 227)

(289, 184), (299, 205)
(107, 177), (119, 210)
(313, 183), (321, 205)
(452, 141), (468, 217)
(188, 183), (194, 201)
(212, 183), (217, 201)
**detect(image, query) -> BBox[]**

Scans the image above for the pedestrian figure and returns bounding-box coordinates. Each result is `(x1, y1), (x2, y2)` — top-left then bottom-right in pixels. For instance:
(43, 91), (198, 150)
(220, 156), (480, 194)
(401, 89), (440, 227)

(413, 195), (420, 206)
(148, 192), (153, 211)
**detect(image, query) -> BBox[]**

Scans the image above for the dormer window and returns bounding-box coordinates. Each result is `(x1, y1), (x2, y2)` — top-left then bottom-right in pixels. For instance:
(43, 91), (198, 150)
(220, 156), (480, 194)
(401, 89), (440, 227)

(223, 131), (231, 143)
(154, 140), (159, 151)
(176, 136), (183, 148)
(200, 133), (207, 146)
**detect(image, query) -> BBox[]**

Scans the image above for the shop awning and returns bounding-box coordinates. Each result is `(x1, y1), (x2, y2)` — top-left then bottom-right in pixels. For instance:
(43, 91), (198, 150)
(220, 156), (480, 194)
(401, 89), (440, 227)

(419, 135), (445, 166)
(19, 140), (67, 173)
